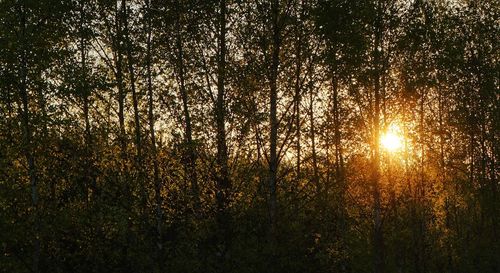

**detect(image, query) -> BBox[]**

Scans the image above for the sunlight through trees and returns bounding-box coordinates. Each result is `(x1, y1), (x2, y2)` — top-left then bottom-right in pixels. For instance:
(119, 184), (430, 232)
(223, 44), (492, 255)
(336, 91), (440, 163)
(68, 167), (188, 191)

(381, 124), (403, 152)
(0, 0), (498, 273)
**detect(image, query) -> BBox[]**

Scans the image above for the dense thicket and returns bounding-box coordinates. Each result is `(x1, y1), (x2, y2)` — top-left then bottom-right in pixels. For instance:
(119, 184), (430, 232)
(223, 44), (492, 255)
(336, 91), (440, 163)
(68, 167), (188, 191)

(0, 0), (498, 272)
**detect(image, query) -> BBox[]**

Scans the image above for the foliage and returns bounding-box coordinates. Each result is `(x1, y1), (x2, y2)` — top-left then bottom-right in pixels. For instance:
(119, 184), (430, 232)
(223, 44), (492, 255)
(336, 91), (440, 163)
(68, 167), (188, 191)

(0, 0), (498, 272)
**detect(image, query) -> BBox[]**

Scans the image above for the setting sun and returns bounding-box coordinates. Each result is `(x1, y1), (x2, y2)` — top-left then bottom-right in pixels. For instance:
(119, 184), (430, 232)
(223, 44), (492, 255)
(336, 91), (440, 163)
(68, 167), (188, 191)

(381, 125), (403, 152)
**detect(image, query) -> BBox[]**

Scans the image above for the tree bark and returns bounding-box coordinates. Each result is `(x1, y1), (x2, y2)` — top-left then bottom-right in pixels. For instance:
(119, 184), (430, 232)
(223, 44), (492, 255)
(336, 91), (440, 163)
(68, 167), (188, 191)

(332, 75), (344, 191)
(174, 0), (199, 208)
(122, 0), (146, 213)
(18, 4), (40, 272)
(372, 2), (384, 272)
(268, 0), (281, 240)
(293, 12), (302, 181)
(80, 0), (96, 200)
(145, 0), (163, 268)
(309, 85), (320, 197)
(114, 2), (127, 161)
(215, 0), (231, 271)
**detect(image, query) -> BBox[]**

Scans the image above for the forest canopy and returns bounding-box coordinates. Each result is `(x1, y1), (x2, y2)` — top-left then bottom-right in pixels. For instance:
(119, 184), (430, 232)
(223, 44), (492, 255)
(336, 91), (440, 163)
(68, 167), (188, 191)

(0, 0), (498, 272)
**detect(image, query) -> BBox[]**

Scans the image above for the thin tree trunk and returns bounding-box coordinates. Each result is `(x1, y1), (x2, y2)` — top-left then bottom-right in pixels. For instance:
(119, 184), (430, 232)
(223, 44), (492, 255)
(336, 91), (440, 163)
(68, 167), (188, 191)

(113, 1), (130, 269)
(332, 74), (347, 264)
(215, 0), (231, 270)
(80, 0), (95, 201)
(438, 86), (445, 174)
(309, 85), (320, 197)
(332, 74), (344, 191)
(174, 1), (199, 208)
(35, 82), (52, 201)
(122, 0), (146, 213)
(18, 4), (40, 272)
(145, 0), (163, 268)
(372, 76), (384, 273)
(413, 87), (426, 273)
(293, 13), (302, 181)
(268, 0), (281, 240)
(372, 2), (384, 271)
(114, 5), (127, 160)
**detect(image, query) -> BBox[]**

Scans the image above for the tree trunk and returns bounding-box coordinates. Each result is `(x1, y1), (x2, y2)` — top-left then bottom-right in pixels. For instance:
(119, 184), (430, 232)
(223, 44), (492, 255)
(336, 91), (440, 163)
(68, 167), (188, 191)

(332, 74), (347, 263)
(293, 14), (302, 181)
(332, 75), (344, 192)
(80, 0), (95, 201)
(18, 4), (40, 272)
(113, 1), (132, 270)
(145, 0), (163, 268)
(372, 2), (384, 271)
(175, 1), (199, 208)
(268, 0), (281, 240)
(122, 0), (146, 213)
(413, 87), (426, 273)
(114, 4), (127, 162)
(215, 0), (231, 271)
(309, 85), (320, 197)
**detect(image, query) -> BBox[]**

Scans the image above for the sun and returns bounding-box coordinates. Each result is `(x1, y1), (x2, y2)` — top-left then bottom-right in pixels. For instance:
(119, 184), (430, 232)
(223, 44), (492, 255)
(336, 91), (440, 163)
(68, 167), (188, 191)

(380, 125), (403, 152)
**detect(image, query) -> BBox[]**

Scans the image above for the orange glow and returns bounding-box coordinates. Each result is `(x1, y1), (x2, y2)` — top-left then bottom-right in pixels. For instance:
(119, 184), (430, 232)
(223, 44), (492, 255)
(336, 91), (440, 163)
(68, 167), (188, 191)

(381, 124), (403, 152)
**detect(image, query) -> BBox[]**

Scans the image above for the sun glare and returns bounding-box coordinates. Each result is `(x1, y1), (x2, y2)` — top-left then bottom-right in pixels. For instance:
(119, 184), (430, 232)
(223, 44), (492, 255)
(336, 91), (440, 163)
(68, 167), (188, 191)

(381, 125), (403, 152)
